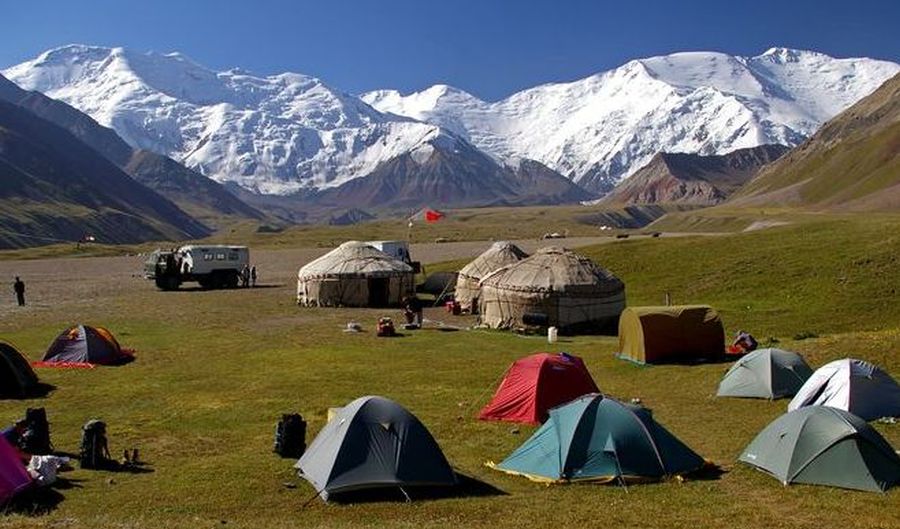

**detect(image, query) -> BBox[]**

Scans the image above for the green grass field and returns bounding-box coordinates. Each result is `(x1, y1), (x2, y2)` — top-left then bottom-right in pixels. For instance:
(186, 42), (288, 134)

(0, 213), (898, 528)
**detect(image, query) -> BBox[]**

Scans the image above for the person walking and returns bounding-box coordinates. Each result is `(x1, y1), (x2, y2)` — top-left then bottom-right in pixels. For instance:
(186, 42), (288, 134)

(13, 276), (25, 306)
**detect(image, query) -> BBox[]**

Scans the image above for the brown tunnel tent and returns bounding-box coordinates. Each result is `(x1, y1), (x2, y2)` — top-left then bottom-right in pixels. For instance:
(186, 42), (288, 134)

(618, 305), (725, 364)
(455, 241), (528, 313)
(478, 247), (625, 332)
(297, 241), (415, 307)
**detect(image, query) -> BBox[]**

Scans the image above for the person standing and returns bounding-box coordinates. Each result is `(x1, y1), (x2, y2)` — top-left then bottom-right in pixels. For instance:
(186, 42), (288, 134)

(240, 265), (250, 288)
(250, 265), (257, 288)
(13, 276), (25, 306)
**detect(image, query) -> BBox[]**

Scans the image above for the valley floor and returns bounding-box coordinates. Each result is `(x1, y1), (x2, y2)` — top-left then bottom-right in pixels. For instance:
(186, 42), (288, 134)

(0, 217), (898, 529)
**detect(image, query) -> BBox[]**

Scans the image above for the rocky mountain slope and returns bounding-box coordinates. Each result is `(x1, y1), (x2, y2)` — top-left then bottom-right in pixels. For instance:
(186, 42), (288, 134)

(603, 144), (789, 206)
(731, 73), (900, 210)
(0, 99), (209, 248)
(0, 73), (263, 223)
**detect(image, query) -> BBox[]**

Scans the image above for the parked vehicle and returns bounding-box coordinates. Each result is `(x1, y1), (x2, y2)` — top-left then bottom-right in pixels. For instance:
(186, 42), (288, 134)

(144, 245), (249, 290)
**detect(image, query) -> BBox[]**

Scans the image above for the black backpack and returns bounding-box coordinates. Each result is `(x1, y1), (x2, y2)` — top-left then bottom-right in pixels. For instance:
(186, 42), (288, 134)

(273, 414), (306, 458)
(80, 420), (109, 469)
(20, 407), (52, 455)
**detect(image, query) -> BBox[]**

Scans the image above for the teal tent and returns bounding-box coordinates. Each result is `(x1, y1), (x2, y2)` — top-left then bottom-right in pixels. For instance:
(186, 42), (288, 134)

(489, 394), (705, 483)
(740, 406), (900, 492)
(717, 348), (813, 399)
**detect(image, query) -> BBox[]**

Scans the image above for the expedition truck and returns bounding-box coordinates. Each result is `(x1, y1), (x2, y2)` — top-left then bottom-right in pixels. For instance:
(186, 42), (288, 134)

(367, 240), (416, 265)
(144, 245), (250, 290)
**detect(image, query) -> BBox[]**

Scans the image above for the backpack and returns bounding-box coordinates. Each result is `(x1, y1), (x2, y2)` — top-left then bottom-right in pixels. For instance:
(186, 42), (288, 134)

(273, 414), (306, 458)
(20, 407), (53, 455)
(80, 420), (109, 469)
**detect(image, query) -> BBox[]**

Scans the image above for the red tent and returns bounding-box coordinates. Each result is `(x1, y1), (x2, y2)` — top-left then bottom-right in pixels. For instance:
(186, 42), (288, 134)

(478, 352), (599, 425)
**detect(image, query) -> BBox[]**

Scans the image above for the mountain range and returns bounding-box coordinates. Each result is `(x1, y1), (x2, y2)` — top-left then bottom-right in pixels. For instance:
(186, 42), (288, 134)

(732, 72), (900, 210)
(5, 45), (897, 199)
(0, 94), (209, 248)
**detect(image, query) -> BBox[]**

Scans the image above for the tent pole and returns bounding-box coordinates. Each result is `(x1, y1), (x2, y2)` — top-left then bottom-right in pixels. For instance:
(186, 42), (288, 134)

(611, 451), (629, 493)
(399, 486), (411, 503)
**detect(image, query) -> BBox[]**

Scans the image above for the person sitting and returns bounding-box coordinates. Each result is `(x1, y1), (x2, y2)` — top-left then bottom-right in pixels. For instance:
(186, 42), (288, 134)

(403, 295), (424, 328)
(731, 330), (759, 353)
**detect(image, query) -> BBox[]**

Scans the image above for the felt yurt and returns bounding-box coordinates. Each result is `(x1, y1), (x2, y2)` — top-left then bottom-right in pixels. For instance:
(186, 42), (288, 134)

(489, 394), (705, 483)
(478, 352), (599, 425)
(478, 247), (625, 332)
(617, 305), (725, 364)
(39, 325), (133, 367)
(787, 358), (900, 420)
(0, 342), (39, 398)
(740, 406), (900, 492)
(297, 241), (415, 307)
(455, 242), (528, 313)
(717, 348), (813, 399)
(295, 396), (457, 501)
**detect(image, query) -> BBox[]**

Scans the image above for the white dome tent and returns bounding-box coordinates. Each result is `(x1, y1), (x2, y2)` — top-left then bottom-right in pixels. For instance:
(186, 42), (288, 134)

(787, 358), (900, 420)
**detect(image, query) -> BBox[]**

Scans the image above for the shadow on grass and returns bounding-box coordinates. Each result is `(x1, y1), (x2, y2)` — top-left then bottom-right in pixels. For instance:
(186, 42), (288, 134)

(687, 463), (727, 482)
(3, 476), (84, 516)
(176, 284), (285, 292)
(324, 472), (506, 505)
(2, 382), (57, 400)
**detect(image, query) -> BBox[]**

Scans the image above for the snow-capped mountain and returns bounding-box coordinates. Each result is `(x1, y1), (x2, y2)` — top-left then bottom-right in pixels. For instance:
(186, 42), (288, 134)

(6, 46), (897, 197)
(3, 45), (467, 195)
(363, 48), (899, 191)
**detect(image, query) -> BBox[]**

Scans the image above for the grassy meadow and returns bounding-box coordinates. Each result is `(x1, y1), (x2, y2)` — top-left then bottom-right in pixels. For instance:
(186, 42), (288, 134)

(0, 212), (898, 528)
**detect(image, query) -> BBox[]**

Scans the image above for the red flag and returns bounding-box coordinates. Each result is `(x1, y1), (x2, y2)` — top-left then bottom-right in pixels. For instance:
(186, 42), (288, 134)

(409, 208), (445, 223)
(424, 209), (444, 223)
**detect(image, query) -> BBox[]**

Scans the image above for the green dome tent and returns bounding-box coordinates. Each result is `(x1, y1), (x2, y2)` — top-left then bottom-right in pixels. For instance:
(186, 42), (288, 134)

(295, 396), (457, 502)
(0, 342), (39, 398)
(740, 406), (900, 492)
(489, 394), (705, 483)
(717, 348), (813, 399)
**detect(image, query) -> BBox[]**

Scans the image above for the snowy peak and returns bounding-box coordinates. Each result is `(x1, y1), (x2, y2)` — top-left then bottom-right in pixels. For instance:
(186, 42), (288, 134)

(5, 45), (898, 198)
(4, 44), (458, 195)
(362, 48), (899, 192)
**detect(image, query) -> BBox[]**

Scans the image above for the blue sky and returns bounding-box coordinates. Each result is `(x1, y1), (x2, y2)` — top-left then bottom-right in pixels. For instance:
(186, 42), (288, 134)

(4, 0), (899, 100)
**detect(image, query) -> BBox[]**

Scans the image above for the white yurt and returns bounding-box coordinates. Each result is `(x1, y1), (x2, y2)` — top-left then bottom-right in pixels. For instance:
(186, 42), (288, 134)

(297, 241), (415, 307)
(455, 241), (528, 313)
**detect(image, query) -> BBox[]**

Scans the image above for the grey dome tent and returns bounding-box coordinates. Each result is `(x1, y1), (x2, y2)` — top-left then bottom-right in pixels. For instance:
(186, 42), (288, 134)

(295, 396), (456, 501)
(740, 406), (900, 492)
(787, 358), (900, 420)
(0, 342), (39, 398)
(455, 242), (527, 313)
(717, 348), (813, 399)
(478, 247), (625, 332)
(296, 241), (415, 307)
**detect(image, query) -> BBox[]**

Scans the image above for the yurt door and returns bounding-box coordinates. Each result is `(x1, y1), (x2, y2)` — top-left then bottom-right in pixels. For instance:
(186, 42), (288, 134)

(368, 278), (390, 307)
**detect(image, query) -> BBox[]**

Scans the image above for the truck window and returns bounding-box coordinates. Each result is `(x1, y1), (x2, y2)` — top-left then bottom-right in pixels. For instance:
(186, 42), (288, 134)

(204, 254), (214, 261)
(228, 252), (238, 260)
(216, 253), (226, 260)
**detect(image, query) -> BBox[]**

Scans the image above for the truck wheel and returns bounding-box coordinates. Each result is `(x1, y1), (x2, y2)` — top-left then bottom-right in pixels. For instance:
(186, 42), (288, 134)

(225, 272), (239, 289)
(156, 276), (179, 291)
